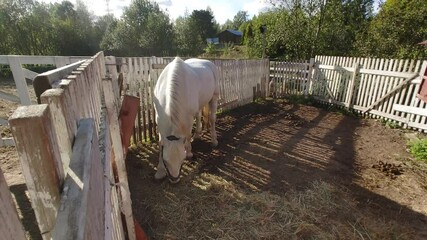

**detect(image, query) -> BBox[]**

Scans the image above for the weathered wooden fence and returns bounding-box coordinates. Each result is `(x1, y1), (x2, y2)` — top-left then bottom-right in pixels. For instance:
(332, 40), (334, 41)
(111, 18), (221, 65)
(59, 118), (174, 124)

(269, 59), (314, 97)
(270, 56), (427, 131)
(3, 52), (135, 240)
(117, 57), (270, 142)
(0, 55), (89, 147)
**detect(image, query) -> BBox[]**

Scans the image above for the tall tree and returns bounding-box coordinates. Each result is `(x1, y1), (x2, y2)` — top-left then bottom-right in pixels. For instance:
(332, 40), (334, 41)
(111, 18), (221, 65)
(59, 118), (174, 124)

(355, 0), (427, 58)
(102, 0), (175, 56)
(232, 10), (248, 30)
(188, 9), (217, 43)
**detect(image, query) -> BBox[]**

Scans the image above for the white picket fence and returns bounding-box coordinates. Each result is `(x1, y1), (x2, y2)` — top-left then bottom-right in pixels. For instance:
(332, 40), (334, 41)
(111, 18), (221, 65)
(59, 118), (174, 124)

(117, 57), (270, 142)
(270, 56), (427, 131)
(0, 55), (89, 147)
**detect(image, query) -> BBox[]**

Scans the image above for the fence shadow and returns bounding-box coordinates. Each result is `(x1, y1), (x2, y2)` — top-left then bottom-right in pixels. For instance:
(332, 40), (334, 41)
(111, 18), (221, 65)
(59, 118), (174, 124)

(9, 183), (42, 240)
(127, 99), (427, 238)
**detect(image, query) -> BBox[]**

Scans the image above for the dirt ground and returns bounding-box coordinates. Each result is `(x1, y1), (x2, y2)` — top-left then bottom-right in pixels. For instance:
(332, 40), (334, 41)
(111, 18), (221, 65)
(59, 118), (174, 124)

(126, 99), (427, 239)
(1, 83), (427, 239)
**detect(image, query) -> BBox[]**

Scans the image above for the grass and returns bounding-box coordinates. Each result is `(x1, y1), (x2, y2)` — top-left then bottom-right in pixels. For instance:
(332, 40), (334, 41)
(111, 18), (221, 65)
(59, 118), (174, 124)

(380, 119), (401, 129)
(407, 138), (427, 162)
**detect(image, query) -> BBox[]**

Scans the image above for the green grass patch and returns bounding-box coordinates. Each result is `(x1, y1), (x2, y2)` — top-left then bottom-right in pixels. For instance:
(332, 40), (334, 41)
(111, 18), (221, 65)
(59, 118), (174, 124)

(407, 138), (427, 162)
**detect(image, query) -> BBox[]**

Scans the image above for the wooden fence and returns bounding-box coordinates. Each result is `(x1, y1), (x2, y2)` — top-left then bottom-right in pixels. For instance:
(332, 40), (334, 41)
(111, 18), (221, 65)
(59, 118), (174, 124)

(0, 55), (89, 147)
(270, 56), (427, 131)
(3, 52), (135, 240)
(269, 59), (314, 97)
(118, 57), (270, 142)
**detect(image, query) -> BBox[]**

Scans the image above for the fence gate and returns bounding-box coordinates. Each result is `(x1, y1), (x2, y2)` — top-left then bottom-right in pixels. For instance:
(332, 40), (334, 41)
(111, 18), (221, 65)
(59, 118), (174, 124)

(310, 56), (427, 130)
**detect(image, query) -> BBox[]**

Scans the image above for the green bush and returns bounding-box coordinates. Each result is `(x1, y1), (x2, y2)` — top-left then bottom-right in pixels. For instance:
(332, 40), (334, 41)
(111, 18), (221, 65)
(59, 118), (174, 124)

(408, 138), (427, 162)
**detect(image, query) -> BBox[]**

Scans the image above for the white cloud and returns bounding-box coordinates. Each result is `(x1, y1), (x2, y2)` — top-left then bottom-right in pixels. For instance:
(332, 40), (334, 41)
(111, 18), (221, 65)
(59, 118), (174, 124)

(243, 0), (270, 18)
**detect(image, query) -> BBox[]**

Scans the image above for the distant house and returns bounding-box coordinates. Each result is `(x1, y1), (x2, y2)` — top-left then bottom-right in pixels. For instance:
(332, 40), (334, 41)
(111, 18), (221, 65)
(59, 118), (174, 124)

(206, 37), (219, 45)
(218, 29), (243, 45)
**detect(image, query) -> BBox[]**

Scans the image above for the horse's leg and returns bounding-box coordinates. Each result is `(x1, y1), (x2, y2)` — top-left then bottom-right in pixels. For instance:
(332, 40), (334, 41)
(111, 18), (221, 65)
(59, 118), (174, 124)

(155, 135), (167, 180)
(193, 111), (202, 140)
(209, 95), (219, 147)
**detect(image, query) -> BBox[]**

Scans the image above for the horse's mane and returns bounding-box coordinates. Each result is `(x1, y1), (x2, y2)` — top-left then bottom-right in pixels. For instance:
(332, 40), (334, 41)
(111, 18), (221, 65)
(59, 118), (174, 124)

(164, 57), (188, 134)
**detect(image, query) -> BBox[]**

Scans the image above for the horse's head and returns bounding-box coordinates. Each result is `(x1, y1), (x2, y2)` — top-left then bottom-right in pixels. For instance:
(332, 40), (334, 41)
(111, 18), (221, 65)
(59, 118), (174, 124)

(161, 135), (186, 183)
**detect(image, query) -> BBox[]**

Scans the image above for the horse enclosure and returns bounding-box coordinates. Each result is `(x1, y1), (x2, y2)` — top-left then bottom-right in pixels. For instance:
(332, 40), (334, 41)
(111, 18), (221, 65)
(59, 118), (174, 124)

(0, 53), (270, 239)
(0, 52), (426, 239)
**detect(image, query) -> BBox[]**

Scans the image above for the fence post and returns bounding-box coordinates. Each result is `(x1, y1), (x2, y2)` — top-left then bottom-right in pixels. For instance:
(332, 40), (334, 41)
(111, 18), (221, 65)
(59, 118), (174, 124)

(0, 167), (27, 240)
(103, 78), (136, 240)
(346, 62), (360, 108)
(305, 58), (315, 96)
(40, 89), (74, 176)
(52, 118), (104, 240)
(9, 104), (63, 240)
(7, 56), (32, 105)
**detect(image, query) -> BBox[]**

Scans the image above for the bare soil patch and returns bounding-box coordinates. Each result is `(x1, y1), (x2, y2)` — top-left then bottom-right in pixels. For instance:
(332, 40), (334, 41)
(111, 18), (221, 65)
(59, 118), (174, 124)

(0, 77), (42, 239)
(126, 99), (427, 239)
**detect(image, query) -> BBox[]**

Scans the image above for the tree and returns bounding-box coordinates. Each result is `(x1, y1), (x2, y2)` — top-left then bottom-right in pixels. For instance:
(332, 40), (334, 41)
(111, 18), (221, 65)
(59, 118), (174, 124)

(232, 10), (248, 30)
(188, 9), (217, 43)
(102, 0), (175, 56)
(355, 0), (427, 58)
(174, 15), (204, 56)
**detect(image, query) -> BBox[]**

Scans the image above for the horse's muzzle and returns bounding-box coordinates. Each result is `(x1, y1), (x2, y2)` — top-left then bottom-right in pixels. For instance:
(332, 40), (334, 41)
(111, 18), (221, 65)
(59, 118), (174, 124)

(162, 159), (182, 184)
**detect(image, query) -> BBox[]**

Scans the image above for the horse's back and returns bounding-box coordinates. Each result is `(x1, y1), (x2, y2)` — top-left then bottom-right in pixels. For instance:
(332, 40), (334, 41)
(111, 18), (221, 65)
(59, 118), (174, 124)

(184, 58), (219, 92)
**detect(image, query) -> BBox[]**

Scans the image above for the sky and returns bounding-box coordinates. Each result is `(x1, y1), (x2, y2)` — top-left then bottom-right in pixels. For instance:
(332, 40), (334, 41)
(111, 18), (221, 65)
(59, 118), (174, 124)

(41, 0), (271, 25)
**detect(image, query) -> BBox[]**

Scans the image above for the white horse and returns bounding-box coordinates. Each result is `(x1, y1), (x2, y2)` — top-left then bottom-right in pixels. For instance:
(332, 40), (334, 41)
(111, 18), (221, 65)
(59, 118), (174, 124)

(153, 57), (220, 183)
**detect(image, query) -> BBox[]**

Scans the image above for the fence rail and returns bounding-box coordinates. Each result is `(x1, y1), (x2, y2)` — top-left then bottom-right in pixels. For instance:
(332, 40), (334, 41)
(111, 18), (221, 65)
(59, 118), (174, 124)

(0, 55), (90, 147)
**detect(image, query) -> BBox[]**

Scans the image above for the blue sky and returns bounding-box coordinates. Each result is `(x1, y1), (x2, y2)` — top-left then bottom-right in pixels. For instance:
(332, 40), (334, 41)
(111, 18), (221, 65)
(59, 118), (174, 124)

(41, 0), (381, 25)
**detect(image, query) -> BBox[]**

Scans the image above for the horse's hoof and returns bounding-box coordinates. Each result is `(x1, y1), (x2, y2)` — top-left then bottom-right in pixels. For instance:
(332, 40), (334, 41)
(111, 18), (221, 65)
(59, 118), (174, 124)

(211, 140), (218, 147)
(154, 170), (167, 180)
(193, 133), (201, 139)
(186, 152), (193, 159)
(168, 177), (181, 184)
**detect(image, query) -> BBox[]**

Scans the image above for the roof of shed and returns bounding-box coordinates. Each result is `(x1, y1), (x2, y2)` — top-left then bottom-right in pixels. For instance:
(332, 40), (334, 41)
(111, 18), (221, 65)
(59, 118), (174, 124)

(221, 29), (243, 36)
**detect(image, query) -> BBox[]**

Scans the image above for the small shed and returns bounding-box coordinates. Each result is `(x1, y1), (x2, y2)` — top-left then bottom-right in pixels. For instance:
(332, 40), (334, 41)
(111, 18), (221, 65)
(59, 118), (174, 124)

(218, 30), (243, 45)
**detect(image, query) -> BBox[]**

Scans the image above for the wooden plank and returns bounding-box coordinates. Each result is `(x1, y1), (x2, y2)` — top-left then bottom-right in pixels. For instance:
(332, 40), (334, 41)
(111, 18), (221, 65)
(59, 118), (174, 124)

(103, 78), (136, 240)
(393, 104), (427, 117)
(0, 137), (15, 147)
(387, 59), (405, 115)
(8, 56), (32, 105)
(40, 89), (73, 176)
(52, 118), (104, 240)
(8, 104), (63, 240)
(100, 108), (126, 240)
(0, 90), (20, 103)
(0, 55), (88, 65)
(345, 62), (360, 107)
(120, 95), (140, 156)
(363, 73), (418, 113)
(152, 63), (167, 69)
(33, 60), (85, 103)
(0, 167), (26, 240)
(22, 68), (39, 81)
(359, 68), (415, 78)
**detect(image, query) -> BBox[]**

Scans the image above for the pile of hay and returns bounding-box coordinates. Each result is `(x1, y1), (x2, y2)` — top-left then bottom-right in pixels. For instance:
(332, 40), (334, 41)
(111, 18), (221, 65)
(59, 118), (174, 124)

(130, 167), (410, 240)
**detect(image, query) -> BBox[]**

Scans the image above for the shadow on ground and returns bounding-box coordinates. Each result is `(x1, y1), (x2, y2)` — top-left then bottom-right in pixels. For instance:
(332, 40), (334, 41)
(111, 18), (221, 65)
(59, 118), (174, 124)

(127, 99), (427, 239)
